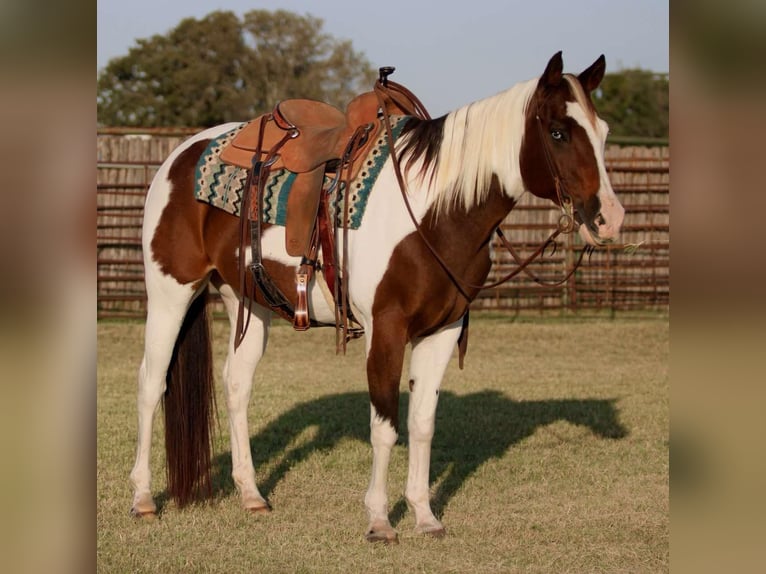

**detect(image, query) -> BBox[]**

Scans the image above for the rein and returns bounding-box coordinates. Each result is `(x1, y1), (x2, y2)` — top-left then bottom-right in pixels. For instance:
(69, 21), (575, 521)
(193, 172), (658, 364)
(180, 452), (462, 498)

(374, 78), (587, 301)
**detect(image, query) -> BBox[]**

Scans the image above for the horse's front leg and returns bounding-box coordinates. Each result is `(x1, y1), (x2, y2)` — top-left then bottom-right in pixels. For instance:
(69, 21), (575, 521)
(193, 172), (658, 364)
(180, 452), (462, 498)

(405, 318), (463, 537)
(364, 315), (407, 543)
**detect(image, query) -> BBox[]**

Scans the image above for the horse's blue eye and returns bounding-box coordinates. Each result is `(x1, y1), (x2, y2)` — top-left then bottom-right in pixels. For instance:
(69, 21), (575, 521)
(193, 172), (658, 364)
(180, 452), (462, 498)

(551, 130), (564, 141)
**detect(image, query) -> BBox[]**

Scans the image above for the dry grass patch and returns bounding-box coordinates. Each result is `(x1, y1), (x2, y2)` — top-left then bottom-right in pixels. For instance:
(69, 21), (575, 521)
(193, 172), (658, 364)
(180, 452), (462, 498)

(98, 314), (668, 573)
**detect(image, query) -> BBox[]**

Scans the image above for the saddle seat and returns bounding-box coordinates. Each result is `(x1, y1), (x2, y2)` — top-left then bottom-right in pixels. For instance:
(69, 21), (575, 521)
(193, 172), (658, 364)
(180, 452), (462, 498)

(220, 92), (381, 174)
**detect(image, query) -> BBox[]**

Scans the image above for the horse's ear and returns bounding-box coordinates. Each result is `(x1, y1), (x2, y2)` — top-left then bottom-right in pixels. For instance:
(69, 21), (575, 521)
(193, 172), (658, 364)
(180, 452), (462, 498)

(540, 51), (564, 88)
(578, 55), (606, 93)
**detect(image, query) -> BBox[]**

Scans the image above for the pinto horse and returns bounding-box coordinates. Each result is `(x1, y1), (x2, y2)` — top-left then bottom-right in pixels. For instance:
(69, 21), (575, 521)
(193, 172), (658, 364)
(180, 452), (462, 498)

(130, 52), (624, 542)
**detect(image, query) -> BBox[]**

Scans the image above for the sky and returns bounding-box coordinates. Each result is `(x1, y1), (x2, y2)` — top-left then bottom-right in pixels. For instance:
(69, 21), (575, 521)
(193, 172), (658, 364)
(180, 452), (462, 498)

(97, 0), (669, 117)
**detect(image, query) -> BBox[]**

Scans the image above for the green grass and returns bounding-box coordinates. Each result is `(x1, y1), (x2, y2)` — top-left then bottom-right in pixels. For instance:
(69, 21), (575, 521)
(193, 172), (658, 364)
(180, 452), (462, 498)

(98, 315), (668, 573)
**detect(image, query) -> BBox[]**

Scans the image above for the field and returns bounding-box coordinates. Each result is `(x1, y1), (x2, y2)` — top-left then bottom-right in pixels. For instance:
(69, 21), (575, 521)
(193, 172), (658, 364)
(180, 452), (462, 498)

(97, 314), (668, 573)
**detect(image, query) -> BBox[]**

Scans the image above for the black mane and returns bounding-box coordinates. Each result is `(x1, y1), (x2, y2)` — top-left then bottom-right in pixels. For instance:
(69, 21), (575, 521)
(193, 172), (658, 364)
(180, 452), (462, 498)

(395, 114), (446, 184)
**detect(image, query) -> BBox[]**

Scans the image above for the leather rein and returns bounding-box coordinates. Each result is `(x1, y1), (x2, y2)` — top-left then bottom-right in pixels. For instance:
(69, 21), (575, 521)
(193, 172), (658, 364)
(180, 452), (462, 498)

(374, 78), (591, 301)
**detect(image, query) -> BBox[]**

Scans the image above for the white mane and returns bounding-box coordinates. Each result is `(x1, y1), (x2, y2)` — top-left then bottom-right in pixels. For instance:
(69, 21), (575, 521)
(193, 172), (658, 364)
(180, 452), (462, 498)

(411, 78), (538, 216)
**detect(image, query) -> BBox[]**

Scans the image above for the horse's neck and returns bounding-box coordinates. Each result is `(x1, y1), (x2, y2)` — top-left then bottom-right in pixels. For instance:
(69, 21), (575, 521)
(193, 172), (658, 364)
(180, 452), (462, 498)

(428, 177), (516, 255)
(429, 79), (535, 214)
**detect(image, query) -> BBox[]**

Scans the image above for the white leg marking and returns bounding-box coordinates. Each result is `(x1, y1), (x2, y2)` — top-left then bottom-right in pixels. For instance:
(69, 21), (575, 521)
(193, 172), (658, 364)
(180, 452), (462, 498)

(218, 284), (272, 511)
(364, 405), (398, 540)
(405, 318), (463, 534)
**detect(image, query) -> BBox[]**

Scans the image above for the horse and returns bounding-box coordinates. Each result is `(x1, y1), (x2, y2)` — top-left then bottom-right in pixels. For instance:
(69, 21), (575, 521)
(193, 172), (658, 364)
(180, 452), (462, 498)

(129, 51), (625, 543)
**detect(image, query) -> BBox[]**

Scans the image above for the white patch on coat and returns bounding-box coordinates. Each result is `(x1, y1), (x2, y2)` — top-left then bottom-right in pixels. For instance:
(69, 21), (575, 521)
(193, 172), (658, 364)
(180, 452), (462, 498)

(344, 157), (435, 330)
(563, 77), (625, 240)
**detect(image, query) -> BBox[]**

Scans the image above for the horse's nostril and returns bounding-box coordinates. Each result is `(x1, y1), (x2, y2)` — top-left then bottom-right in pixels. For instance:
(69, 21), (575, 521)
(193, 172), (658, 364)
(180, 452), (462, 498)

(595, 213), (606, 226)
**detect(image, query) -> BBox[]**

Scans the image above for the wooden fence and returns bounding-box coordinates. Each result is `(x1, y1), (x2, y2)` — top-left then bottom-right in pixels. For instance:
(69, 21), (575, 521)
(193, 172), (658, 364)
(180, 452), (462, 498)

(97, 130), (669, 319)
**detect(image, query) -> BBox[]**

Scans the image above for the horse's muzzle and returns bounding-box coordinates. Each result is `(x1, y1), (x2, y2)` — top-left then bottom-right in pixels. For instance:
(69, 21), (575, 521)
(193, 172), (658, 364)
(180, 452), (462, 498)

(577, 204), (625, 246)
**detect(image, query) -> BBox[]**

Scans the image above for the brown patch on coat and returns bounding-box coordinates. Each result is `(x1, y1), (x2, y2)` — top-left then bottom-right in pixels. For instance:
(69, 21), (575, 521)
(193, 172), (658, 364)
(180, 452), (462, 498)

(150, 140), (213, 285)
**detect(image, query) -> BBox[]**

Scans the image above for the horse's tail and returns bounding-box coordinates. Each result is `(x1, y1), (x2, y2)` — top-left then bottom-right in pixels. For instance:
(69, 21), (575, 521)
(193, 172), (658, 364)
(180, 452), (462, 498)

(163, 289), (216, 507)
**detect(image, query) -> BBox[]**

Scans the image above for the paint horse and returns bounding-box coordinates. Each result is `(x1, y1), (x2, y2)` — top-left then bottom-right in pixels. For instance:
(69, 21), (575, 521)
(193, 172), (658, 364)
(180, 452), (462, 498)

(130, 52), (625, 542)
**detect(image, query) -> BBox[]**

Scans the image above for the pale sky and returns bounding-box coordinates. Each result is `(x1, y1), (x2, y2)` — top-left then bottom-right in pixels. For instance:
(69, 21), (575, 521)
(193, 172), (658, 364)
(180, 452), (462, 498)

(97, 0), (669, 117)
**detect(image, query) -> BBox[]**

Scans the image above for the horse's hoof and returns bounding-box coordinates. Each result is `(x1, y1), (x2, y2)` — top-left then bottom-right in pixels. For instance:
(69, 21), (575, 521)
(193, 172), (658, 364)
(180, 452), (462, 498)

(246, 502), (272, 515)
(365, 528), (399, 544)
(423, 526), (446, 538)
(415, 522), (446, 538)
(130, 508), (157, 521)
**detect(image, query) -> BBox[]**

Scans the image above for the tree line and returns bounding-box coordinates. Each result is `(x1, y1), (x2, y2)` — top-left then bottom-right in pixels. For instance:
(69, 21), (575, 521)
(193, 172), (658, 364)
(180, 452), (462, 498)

(97, 9), (668, 139)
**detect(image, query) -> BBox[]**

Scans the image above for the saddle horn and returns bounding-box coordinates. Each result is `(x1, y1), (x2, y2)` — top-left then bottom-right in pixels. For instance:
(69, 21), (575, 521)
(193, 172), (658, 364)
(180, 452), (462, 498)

(379, 66), (396, 86)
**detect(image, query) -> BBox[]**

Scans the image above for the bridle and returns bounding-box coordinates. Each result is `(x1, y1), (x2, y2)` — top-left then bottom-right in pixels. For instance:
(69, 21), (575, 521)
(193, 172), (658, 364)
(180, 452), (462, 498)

(375, 78), (591, 300)
(533, 104), (578, 236)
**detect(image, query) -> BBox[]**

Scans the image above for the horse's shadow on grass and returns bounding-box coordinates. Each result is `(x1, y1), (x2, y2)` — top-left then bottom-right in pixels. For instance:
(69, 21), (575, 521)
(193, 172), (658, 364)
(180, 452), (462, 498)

(210, 390), (627, 525)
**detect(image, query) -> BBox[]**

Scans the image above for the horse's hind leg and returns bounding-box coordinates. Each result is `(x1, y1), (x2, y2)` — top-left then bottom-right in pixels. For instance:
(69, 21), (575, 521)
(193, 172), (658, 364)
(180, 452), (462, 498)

(405, 318), (463, 537)
(217, 282), (272, 513)
(130, 273), (204, 517)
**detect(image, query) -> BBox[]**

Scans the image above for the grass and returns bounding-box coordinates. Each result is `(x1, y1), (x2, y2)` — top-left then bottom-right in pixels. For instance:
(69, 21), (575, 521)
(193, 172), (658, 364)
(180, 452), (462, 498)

(97, 314), (668, 573)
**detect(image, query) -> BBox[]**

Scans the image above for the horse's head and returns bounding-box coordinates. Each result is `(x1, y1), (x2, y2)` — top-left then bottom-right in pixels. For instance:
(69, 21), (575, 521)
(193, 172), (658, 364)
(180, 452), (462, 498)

(520, 52), (625, 246)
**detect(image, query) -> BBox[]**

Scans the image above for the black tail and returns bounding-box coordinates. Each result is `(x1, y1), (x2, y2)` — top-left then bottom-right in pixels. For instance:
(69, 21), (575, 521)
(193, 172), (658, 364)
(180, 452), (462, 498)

(163, 290), (216, 507)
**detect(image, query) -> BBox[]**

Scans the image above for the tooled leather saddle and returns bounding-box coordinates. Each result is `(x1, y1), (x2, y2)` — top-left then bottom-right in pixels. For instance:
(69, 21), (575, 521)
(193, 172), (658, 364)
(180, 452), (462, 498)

(221, 92), (380, 256)
(226, 67), (430, 350)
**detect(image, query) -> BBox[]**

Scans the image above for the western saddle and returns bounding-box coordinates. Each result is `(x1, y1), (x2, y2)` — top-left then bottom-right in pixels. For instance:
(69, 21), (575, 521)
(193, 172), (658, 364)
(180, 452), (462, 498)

(226, 68), (430, 350)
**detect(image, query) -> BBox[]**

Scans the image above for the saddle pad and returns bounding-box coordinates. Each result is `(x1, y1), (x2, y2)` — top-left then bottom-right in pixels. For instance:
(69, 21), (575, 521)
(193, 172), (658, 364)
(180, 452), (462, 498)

(194, 116), (409, 228)
(194, 123), (248, 216)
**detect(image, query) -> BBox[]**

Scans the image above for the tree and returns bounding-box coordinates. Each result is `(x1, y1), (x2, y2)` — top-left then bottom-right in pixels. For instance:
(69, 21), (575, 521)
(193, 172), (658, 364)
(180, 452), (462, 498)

(593, 69), (669, 139)
(97, 10), (377, 127)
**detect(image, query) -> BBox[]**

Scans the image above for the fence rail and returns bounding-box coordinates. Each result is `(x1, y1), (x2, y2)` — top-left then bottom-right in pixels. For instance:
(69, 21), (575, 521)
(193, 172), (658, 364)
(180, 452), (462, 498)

(97, 132), (669, 319)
